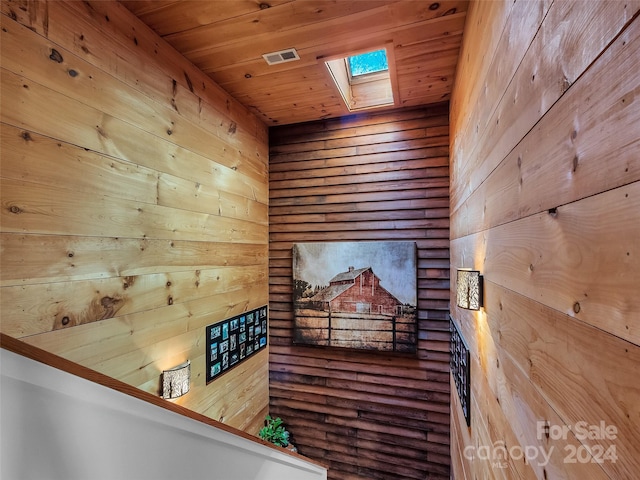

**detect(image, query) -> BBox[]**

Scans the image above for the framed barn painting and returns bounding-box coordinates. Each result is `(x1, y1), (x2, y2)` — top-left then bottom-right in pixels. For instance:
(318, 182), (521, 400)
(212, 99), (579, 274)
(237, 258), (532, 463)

(293, 241), (417, 353)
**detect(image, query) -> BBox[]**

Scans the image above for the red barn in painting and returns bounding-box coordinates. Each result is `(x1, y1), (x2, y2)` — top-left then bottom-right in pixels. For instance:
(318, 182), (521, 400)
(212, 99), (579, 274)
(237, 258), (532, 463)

(310, 266), (403, 315)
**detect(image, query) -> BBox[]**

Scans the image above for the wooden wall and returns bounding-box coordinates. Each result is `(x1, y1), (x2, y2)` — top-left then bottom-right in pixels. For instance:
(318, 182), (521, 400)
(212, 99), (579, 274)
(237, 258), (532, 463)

(269, 105), (451, 480)
(0, 0), (269, 434)
(449, 1), (640, 479)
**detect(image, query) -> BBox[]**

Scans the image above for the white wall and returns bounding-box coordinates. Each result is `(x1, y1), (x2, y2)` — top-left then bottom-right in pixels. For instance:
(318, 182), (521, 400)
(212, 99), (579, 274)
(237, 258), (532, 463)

(0, 349), (326, 480)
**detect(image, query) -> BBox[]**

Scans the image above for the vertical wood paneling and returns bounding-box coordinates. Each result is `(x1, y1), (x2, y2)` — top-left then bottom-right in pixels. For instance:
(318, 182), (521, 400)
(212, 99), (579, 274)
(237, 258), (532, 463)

(449, 1), (640, 479)
(269, 105), (451, 480)
(0, 0), (269, 434)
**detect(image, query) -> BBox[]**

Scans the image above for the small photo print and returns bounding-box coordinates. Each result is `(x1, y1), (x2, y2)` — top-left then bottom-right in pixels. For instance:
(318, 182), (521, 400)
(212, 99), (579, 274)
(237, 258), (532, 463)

(261, 307), (267, 318)
(255, 324), (261, 335)
(222, 352), (229, 370)
(230, 319), (239, 331)
(240, 316), (246, 333)
(248, 312), (254, 323)
(210, 343), (218, 361)
(260, 336), (267, 348)
(222, 323), (229, 340)
(262, 320), (266, 332)
(239, 332), (246, 344)
(211, 363), (221, 377)
(240, 344), (246, 359)
(254, 340), (259, 351)
(210, 326), (221, 339)
(249, 326), (254, 341)
(231, 353), (239, 365)
(230, 333), (237, 351)
(219, 340), (229, 353)
(247, 344), (253, 355)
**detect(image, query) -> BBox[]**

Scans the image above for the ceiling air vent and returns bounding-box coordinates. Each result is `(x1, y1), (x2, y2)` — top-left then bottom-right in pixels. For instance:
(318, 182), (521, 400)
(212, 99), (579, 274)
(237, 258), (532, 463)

(262, 48), (300, 65)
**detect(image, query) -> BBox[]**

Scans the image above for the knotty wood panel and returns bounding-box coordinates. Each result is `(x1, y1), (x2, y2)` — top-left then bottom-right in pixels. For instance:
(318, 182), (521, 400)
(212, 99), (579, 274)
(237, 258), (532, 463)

(449, 1), (640, 479)
(451, 0), (639, 215)
(269, 105), (450, 480)
(1, 1), (269, 434)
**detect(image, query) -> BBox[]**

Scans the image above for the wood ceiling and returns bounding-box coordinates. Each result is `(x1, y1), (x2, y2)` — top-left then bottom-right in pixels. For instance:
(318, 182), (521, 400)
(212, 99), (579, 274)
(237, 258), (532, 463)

(121, 0), (469, 126)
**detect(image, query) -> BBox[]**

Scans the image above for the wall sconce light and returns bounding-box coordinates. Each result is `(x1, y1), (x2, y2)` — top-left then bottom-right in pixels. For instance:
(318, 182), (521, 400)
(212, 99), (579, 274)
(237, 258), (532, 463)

(456, 269), (483, 310)
(161, 360), (190, 399)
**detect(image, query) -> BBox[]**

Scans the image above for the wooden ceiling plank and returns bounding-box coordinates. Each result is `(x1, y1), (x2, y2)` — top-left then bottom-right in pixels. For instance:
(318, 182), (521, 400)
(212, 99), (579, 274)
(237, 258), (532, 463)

(123, 0), (295, 37)
(119, 0), (180, 17)
(186, 1), (466, 70)
(164, 0), (398, 55)
(121, 0), (469, 124)
(205, 11), (466, 84)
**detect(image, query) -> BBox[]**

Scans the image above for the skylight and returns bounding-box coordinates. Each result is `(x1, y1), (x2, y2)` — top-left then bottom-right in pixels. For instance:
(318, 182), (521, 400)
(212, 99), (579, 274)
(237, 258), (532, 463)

(324, 46), (397, 112)
(348, 49), (389, 77)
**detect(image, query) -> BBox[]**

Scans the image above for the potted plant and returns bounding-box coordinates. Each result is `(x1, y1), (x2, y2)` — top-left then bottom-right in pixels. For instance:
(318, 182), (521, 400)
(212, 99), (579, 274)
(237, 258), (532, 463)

(259, 415), (296, 451)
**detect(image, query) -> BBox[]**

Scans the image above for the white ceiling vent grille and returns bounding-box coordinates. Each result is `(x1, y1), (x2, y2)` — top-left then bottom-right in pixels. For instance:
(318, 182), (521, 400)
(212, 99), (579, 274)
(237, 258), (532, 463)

(262, 48), (300, 65)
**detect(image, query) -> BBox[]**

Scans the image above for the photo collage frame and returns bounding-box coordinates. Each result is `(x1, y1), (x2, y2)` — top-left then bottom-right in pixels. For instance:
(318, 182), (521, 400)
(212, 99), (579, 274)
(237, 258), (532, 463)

(206, 305), (268, 384)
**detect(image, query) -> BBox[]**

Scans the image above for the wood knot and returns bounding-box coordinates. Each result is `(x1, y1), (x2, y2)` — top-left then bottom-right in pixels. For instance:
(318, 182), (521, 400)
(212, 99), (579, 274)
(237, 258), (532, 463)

(123, 276), (136, 289)
(61, 316), (70, 326)
(96, 125), (107, 138)
(429, 3), (440, 10)
(573, 302), (581, 313)
(68, 69), (78, 77)
(20, 131), (33, 142)
(168, 296), (174, 305)
(49, 48), (64, 63)
(98, 296), (123, 320)
(228, 122), (237, 134)
(9, 205), (22, 214)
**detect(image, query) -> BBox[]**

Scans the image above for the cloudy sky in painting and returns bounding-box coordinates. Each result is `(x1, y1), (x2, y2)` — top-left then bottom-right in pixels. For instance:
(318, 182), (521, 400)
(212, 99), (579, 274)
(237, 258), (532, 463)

(293, 241), (417, 305)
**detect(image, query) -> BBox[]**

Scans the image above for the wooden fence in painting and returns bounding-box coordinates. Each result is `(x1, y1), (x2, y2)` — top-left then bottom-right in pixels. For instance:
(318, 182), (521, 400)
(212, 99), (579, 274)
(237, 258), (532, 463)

(294, 308), (416, 352)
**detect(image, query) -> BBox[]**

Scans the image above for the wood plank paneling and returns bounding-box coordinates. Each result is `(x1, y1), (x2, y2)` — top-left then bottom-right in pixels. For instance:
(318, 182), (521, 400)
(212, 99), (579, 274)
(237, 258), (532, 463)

(1, 0), (269, 434)
(449, 1), (640, 479)
(119, 0), (468, 125)
(269, 105), (450, 480)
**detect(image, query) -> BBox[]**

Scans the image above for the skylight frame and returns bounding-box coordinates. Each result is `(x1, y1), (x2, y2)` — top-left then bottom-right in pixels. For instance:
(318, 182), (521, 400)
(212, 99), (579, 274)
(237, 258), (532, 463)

(321, 44), (399, 113)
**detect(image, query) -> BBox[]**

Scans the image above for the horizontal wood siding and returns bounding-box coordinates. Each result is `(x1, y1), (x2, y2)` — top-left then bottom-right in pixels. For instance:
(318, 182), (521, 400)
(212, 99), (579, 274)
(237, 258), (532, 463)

(0, 0), (269, 434)
(449, 1), (640, 479)
(269, 105), (451, 480)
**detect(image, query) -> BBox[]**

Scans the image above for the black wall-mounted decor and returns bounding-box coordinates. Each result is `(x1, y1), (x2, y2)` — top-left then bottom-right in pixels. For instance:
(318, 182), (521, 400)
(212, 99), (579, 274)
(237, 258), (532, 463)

(206, 306), (268, 384)
(450, 315), (471, 426)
